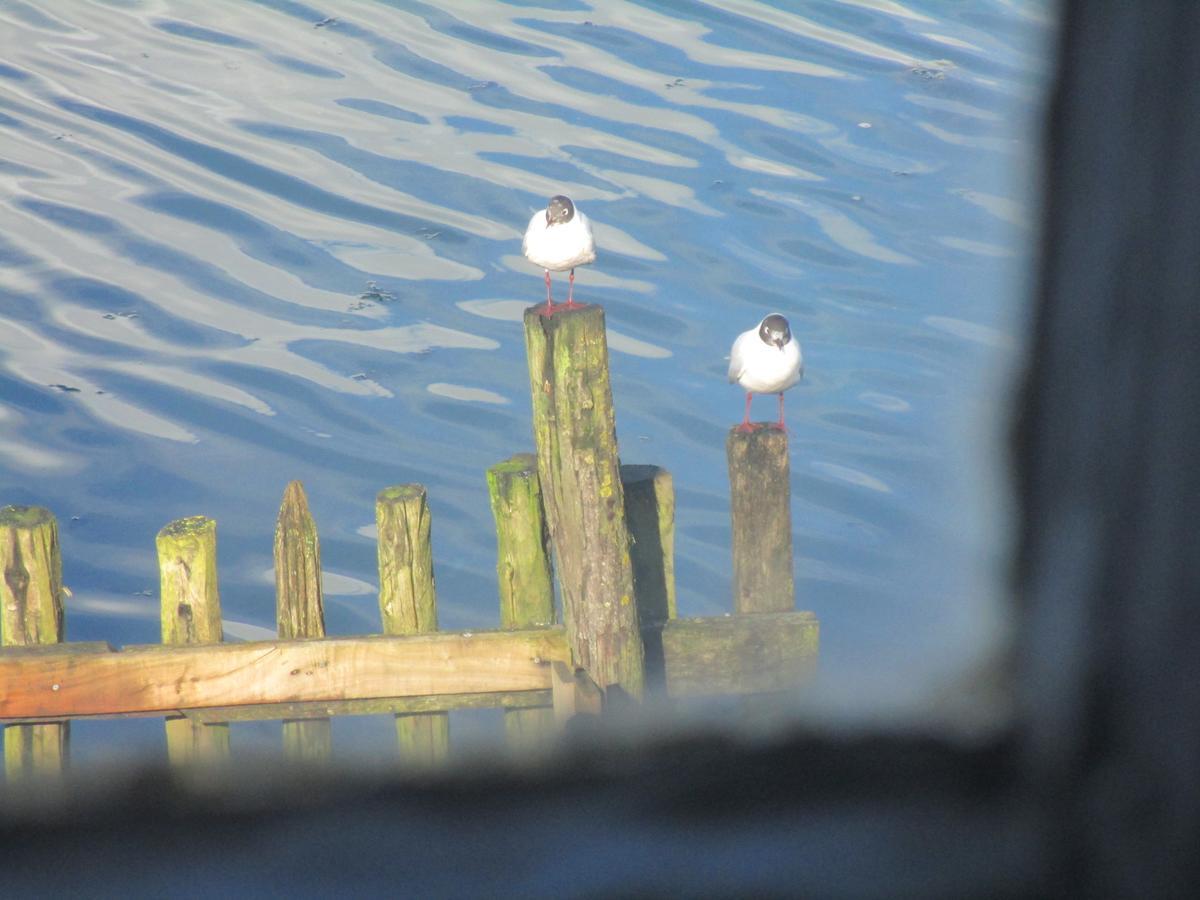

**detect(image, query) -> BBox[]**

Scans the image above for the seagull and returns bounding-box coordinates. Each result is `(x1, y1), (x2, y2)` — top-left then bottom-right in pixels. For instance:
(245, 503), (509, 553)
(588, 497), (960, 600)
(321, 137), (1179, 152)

(728, 313), (804, 432)
(522, 195), (596, 316)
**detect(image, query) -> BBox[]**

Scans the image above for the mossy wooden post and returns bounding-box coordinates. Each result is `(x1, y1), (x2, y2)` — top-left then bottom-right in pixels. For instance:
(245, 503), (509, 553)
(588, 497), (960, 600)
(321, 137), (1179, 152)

(487, 454), (555, 747)
(1, 506), (67, 778)
(275, 481), (331, 763)
(377, 485), (447, 765)
(727, 427), (795, 612)
(524, 304), (644, 701)
(621, 464), (676, 627)
(158, 515), (229, 765)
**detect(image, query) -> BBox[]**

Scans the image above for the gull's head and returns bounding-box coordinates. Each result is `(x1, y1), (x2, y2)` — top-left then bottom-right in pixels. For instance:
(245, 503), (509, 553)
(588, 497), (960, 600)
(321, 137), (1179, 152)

(546, 195), (575, 226)
(758, 313), (791, 350)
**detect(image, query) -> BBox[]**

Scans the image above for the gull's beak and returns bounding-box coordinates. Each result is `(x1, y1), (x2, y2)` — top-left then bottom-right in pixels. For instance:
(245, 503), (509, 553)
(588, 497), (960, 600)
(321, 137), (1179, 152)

(545, 210), (552, 225)
(773, 337), (786, 350)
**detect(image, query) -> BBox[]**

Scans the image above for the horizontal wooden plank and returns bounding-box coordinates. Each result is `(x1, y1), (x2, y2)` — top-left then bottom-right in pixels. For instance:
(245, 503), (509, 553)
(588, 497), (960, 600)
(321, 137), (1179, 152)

(649, 611), (819, 697)
(0, 628), (569, 720)
(0, 691), (554, 725)
(0, 642), (114, 656)
(183, 690), (553, 723)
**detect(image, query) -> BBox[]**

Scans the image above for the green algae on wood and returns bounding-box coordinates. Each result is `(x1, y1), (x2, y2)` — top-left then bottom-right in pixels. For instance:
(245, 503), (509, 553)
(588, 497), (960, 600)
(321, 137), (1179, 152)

(487, 454), (555, 746)
(275, 481), (331, 763)
(523, 304), (644, 701)
(157, 515), (229, 766)
(487, 454), (555, 630)
(376, 484), (448, 763)
(726, 427), (795, 613)
(1, 505), (68, 778)
(621, 464), (676, 627)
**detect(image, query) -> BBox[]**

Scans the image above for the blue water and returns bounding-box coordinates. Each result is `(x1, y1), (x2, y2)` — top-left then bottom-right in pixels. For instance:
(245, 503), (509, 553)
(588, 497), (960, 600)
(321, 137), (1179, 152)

(0, 1), (1048, 760)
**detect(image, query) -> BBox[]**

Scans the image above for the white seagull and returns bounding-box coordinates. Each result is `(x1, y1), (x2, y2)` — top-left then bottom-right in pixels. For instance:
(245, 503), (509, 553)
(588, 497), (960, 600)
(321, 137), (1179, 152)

(522, 194), (596, 315)
(728, 313), (804, 432)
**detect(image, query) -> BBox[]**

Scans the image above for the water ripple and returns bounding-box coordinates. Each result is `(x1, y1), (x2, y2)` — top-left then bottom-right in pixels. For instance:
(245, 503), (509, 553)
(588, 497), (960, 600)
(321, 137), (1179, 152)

(0, 0), (1046, 728)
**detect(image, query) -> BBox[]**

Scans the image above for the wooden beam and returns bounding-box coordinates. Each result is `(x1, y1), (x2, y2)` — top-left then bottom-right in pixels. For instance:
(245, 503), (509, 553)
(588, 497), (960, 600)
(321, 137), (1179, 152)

(0, 691), (553, 725)
(651, 611), (818, 697)
(488, 454), (557, 748)
(1, 505), (68, 777)
(377, 484), (448, 764)
(0, 628), (569, 720)
(524, 304), (645, 699)
(275, 481), (331, 762)
(157, 515), (229, 765)
(726, 428), (795, 612)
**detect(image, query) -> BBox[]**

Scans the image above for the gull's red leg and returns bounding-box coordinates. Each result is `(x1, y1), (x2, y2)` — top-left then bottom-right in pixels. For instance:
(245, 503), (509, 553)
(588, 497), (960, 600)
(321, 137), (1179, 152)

(564, 268), (581, 310)
(540, 269), (555, 317)
(735, 393), (755, 433)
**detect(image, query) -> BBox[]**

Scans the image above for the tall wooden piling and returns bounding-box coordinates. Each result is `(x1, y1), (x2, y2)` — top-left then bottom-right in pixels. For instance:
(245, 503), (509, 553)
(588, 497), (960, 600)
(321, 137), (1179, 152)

(1, 506), (67, 778)
(727, 427), (795, 612)
(621, 464), (676, 627)
(487, 454), (555, 746)
(275, 481), (331, 763)
(524, 304), (644, 701)
(377, 484), (447, 764)
(157, 515), (229, 765)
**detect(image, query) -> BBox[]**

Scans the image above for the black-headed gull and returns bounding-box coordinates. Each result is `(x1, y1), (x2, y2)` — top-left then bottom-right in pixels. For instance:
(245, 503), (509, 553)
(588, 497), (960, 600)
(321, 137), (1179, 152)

(522, 195), (596, 316)
(728, 313), (803, 432)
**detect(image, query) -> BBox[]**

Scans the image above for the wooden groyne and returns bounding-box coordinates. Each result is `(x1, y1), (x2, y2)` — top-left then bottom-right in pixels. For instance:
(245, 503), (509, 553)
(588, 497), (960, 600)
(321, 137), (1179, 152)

(0, 303), (818, 776)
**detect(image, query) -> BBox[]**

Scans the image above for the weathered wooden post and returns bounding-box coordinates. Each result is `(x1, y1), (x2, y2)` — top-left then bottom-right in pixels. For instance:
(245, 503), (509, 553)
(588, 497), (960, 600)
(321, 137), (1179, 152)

(377, 484), (447, 764)
(621, 464), (676, 627)
(275, 481), (331, 763)
(727, 427), (795, 612)
(158, 515), (229, 765)
(524, 304), (644, 701)
(0, 506), (67, 778)
(487, 454), (555, 746)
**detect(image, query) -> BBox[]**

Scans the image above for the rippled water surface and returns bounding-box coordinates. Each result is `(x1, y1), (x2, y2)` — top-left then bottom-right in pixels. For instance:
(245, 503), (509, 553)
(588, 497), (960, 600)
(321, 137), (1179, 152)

(1, 1), (1048, 758)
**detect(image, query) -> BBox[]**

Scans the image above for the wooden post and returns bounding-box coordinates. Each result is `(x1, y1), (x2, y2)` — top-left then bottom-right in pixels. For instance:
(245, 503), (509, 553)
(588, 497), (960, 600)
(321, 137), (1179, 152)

(487, 454), (555, 747)
(550, 661), (604, 725)
(275, 481), (331, 763)
(524, 304), (644, 701)
(621, 464), (676, 627)
(727, 427), (795, 612)
(1, 506), (67, 778)
(377, 485), (447, 764)
(158, 515), (229, 766)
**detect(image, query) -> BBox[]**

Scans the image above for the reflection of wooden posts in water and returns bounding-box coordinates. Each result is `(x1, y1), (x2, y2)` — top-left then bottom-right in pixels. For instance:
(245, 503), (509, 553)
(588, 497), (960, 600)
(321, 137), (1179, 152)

(376, 484), (448, 765)
(487, 454), (556, 747)
(523, 304), (645, 701)
(0, 505), (67, 778)
(275, 481), (331, 763)
(726, 427), (795, 613)
(158, 515), (230, 765)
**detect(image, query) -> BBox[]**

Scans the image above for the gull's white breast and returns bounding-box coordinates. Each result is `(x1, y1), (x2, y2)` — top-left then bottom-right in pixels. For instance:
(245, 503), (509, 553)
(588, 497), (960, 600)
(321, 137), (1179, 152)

(522, 209), (596, 271)
(728, 328), (804, 394)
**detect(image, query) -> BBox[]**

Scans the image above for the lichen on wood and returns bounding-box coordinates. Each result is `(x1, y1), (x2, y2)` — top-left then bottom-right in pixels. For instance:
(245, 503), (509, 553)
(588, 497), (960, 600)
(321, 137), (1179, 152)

(376, 484), (448, 762)
(275, 480), (325, 641)
(157, 515), (228, 765)
(0, 505), (67, 777)
(275, 481), (331, 763)
(157, 516), (222, 645)
(524, 304), (644, 700)
(487, 454), (556, 745)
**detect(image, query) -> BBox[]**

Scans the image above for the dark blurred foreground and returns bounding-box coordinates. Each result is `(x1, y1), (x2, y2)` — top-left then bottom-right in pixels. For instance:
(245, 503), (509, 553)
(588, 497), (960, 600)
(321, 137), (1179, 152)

(5, 2), (1200, 896)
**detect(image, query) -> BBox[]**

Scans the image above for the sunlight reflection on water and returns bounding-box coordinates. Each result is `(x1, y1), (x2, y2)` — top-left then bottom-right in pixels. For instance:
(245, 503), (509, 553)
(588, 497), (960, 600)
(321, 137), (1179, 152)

(0, 0), (1048, 759)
